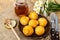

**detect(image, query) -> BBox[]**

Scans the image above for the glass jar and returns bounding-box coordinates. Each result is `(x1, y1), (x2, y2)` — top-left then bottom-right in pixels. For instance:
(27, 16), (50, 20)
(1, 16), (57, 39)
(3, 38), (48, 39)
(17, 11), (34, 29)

(15, 0), (29, 16)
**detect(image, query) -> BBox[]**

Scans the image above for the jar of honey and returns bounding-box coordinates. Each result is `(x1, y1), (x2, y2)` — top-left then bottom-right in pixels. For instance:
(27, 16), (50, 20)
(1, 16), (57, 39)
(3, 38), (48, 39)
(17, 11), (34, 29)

(15, 0), (29, 16)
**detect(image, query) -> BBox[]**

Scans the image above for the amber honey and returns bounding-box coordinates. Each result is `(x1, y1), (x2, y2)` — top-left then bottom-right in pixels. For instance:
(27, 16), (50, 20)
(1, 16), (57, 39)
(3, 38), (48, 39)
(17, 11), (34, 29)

(15, 3), (29, 16)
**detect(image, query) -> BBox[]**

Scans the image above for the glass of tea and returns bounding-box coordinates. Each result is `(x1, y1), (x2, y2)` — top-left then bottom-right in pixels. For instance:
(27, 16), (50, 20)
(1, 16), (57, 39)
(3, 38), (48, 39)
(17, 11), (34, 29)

(15, 0), (29, 17)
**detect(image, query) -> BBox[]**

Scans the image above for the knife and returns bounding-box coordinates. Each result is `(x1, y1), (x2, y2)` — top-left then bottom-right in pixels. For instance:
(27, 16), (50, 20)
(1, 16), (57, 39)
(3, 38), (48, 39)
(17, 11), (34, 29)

(50, 13), (55, 40)
(55, 15), (59, 40)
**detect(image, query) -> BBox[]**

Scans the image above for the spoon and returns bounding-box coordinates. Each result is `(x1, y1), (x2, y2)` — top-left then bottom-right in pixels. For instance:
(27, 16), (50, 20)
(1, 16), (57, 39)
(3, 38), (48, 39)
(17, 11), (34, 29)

(4, 19), (21, 40)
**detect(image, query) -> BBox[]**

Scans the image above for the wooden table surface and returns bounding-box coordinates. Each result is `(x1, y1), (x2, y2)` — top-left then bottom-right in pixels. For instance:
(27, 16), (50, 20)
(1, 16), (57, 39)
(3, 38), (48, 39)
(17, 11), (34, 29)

(0, 0), (35, 40)
(0, 0), (60, 40)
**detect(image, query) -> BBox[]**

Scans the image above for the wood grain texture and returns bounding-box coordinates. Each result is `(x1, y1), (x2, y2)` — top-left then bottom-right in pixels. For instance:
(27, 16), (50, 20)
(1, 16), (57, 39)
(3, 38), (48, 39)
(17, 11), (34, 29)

(0, 0), (13, 14)
(0, 0), (60, 40)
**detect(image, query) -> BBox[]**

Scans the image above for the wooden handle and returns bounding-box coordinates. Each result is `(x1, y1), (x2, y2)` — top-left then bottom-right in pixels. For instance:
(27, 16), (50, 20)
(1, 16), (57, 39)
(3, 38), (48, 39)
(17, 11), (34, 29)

(9, 25), (21, 40)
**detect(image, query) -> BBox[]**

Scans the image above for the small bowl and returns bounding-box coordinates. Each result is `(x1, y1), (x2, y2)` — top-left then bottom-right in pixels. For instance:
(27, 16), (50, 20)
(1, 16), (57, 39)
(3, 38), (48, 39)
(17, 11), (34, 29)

(18, 14), (51, 39)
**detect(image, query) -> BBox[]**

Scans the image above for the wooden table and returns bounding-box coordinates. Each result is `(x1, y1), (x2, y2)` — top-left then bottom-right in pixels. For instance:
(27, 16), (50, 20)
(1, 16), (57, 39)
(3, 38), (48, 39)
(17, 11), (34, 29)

(0, 0), (35, 40)
(0, 0), (60, 40)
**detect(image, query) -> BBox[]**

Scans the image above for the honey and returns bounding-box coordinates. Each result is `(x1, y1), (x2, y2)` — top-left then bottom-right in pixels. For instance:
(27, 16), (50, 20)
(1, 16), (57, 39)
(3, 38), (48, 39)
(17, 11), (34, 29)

(15, 3), (29, 16)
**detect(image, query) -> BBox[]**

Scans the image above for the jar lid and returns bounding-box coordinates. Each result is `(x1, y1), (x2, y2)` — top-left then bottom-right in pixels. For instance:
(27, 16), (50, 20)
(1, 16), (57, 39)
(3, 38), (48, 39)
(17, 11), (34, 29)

(16, 0), (26, 3)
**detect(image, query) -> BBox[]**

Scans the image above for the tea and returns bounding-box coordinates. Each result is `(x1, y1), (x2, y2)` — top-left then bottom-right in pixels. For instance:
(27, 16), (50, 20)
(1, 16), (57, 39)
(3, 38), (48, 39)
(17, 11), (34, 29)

(15, 3), (29, 16)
